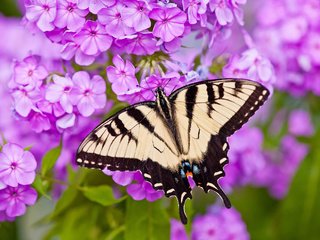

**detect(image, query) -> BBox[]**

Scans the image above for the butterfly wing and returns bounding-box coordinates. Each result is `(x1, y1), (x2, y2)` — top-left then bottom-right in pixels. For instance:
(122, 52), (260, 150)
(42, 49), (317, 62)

(170, 79), (269, 207)
(76, 102), (192, 223)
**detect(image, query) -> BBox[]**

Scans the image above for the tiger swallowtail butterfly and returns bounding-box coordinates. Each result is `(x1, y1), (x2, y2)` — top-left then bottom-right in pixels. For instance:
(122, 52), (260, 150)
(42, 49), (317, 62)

(76, 78), (269, 224)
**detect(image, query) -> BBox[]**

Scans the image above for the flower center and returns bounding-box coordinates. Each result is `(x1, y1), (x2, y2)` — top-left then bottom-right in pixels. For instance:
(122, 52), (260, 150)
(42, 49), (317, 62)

(28, 69), (34, 76)
(83, 89), (91, 96)
(90, 30), (97, 36)
(115, 12), (121, 19)
(11, 162), (18, 170)
(42, 4), (50, 11)
(162, 18), (168, 24)
(67, 4), (75, 12)
(64, 86), (71, 92)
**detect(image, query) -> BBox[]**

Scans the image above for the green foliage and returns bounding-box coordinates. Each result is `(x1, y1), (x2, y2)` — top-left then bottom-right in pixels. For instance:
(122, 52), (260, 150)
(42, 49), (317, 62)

(41, 143), (62, 177)
(125, 198), (170, 240)
(81, 185), (126, 206)
(0, 0), (21, 16)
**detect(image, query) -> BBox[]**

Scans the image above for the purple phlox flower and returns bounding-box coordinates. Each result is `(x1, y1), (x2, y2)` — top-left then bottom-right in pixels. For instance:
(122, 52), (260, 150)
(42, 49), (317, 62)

(0, 143), (37, 187)
(161, 37), (182, 53)
(56, 113), (76, 130)
(140, 73), (184, 99)
(0, 180), (6, 190)
(170, 219), (188, 240)
(25, 0), (57, 32)
(77, 0), (116, 14)
(182, 0), (208, 24)
(0, 185), (37, 218)
(279, 16), (308, 43)
(54, 0), (89, 31)
(229, 0), (247, 25)
(27, 110), (52, 133)
(12, 56), (48, 91)
(266, 135), (308, 199)
(103, 168), (136, 186)
(121, 0), (151, 32)
(302, 32), (320, 66)
(126, 172), (164, 201)
(45, 74), (74, 113)
(116, 32), (159, 55)
(98, 3), (135, 38)
(60, 32), (96, 66)
(220, 127), (267, 192)
(11, 87), (41, 117)
(37, 99), (65, 117)
(289, 110), (314, 137)
(192, 206), (249, 240)
(70, 71), (106, 117)
(149, 7), (187, 42)
(237, 48), (274, 82)
(117, 86), (151, 104)
(209, 0), (233, 26)
(74, 20), (113, 56)
(222, 55), (247, 79)
(106, 55), (138, 93)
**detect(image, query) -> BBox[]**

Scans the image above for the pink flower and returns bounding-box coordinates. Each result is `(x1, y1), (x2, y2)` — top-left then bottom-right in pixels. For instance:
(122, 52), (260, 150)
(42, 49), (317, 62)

(54, 0), (89, 31)
(45, 74), (74, 113)
(28, 111), (52, 133)
(0, 185), (37, 218)
(11, 88), (40, 117)
(121, 0), (151, 32)
(149, 7), (187, 42)
(209, 0), (233, 26)
(60, 32), (96, 66)
(71, 71), (106, 117)
(78, 0), (116, 14)
(98, 3), (135, 38)
(56, 113), (76, 129)
(103, 168), (136, 186)
(106, 55), (138, 93)
(25, 0), (57, 31)
(126, 172), (163, 201)
(74, 20), (113, 56)
(0, 143), (37, 187)
(117, 32), (159, 55)
(12, 56), (48, 90)
(182, 0), (208, 24)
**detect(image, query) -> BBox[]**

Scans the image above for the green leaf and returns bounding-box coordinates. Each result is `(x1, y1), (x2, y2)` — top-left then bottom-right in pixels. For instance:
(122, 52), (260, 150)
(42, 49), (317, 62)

(51, 187), (78, 219)
(124, 198), (170, 240)
(32, 175), (51, 199)
(81, 185), (126, 206)
(41, 143), (62, 176)
(276, 147), (320, 239)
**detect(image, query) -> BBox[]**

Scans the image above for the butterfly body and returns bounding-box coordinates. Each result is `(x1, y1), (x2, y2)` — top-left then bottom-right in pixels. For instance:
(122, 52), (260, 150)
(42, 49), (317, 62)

(76, 79), (269, 224)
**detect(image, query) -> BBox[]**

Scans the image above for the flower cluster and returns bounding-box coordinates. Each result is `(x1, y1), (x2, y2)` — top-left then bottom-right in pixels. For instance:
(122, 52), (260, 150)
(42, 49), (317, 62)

(171, 205), (249, 240)
(259, 109), (312, 199)
(24, 0), (247, 65)
(220, 127), (267, 193)
(254, 0), (320, 96)
(0, 143), (37, 221)
(9, 55), (107, 133)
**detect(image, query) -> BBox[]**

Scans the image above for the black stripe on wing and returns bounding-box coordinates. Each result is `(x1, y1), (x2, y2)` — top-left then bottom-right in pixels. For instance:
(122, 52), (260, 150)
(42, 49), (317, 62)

(218, 81), (269, 136)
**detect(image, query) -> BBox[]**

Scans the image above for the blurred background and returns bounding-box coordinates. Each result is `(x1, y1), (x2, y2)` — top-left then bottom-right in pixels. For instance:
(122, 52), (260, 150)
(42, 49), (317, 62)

(0, 0), (320, 240)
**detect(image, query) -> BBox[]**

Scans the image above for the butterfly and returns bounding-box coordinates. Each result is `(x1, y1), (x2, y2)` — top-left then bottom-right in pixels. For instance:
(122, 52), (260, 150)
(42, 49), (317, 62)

(76, 78), (269, 224)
